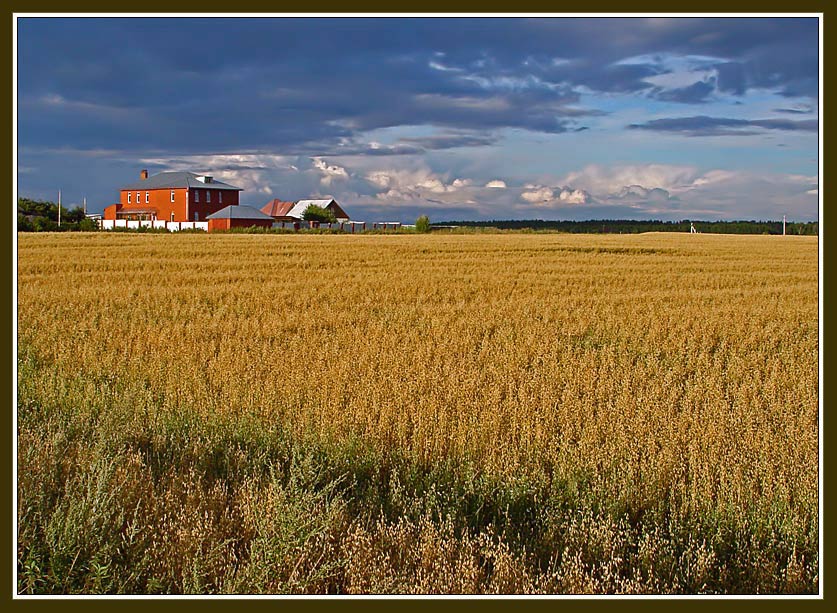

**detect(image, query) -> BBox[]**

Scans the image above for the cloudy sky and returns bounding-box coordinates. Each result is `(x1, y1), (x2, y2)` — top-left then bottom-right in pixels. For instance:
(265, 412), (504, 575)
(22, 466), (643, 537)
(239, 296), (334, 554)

(17, 16), (819, 222)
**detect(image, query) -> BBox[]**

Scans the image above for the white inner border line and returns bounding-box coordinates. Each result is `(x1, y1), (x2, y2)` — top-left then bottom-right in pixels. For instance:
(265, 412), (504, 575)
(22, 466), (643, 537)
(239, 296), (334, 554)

(11, 12), (824, 600)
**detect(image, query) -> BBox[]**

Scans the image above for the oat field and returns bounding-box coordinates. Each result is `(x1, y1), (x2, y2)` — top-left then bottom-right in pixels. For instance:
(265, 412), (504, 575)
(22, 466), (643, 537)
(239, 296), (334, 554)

(16, 231), (819, 594)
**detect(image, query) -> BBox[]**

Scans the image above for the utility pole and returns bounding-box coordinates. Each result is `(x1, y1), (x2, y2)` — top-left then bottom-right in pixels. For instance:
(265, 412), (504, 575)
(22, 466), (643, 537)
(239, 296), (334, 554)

(58, 190), (61, 227)
(83, 196), (87, 216)
(783, 215), (786, 236)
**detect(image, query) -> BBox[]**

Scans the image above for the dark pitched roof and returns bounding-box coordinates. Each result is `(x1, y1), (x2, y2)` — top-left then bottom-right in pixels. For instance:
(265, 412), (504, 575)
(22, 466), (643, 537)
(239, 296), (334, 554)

(122, 171), (242, 191)
(206, 205), (274, 220)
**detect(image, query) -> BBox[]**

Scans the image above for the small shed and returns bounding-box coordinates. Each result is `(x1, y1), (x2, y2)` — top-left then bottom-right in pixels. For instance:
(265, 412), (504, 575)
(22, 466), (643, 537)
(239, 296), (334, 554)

(206, 205), (274, 232)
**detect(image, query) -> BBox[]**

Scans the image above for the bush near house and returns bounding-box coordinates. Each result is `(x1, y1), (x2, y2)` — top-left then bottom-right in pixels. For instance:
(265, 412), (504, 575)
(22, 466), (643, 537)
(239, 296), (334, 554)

(415, 215), (431, 233)
(302, 204), (337, 224)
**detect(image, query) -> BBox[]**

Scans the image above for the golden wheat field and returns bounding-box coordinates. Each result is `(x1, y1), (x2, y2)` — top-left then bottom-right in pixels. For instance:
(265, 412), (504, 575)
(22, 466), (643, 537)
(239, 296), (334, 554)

(16, 231), (819, 594)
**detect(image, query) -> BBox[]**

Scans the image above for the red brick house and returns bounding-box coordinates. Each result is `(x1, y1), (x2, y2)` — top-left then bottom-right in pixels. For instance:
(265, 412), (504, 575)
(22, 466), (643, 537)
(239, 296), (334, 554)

(104, 170), (243, 222)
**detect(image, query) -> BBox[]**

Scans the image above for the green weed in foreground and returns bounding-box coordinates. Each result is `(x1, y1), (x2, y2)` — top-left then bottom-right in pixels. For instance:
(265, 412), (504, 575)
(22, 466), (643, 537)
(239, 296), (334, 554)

(17, 370), (817, 594)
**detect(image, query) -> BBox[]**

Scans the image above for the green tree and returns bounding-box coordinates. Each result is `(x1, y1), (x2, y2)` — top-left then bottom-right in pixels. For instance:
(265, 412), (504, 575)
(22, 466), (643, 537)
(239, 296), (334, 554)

(415, 215), (431, 233)
(18, 197), (53, 219)
(32, 217), (58, 232)
(64, 206), (86, 224)
(17, 214), (34, 232)
(302, 204), (337, 224)
(17, 198), (104, 231)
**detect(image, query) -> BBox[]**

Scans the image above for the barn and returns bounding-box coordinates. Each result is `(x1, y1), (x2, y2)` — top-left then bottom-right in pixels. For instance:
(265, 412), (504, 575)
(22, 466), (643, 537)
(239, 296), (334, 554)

(206, 205), (274, 232)
(261, 198), (350, 222)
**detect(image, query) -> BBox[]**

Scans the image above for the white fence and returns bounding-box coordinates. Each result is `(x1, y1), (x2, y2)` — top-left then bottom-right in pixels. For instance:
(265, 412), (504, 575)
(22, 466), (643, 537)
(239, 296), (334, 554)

(99, 218), (400, 233)
(167, 221), (209, 232)
(272, 221), (401, 232)
(100, 219), (208, 232)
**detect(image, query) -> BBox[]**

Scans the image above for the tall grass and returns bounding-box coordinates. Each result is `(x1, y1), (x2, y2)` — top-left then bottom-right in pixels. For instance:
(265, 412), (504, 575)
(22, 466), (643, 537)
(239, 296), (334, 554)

(16, 232), (818, 594)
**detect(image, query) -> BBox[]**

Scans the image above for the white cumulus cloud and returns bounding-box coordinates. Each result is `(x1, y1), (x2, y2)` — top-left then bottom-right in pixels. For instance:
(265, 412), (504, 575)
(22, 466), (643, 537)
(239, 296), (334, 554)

(558, 188), (589, 204)
(137, 152), (300, 196)
(312, 157), (349, 185)
(365, 168), (477, 202)
(519, 185), (589, 206)
(520, 187), (554, 203)
(485, 180), (507, 188)
(561, 164), (699, 196)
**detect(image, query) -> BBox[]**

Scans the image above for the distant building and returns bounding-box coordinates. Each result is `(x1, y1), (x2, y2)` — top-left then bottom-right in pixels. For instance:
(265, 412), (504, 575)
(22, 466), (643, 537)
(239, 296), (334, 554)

(206, 205), (274, 232)
(260, 200), (297, 221)
(103, 170), (243, 222)
(261, 198), (349, 222)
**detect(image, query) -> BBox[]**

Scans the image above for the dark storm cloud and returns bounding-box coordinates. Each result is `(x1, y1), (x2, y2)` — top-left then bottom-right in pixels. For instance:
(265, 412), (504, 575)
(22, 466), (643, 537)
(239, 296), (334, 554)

(628, 116), (818, 136)
(651, 79), (716, 104)
(773, 105), (814, 114)
(546, 60), (663, 95)
(295, 132), (498, 157)
(18, 16), (818, 157)
(399, 133), (499, 150)
(338, 144), (426, 156)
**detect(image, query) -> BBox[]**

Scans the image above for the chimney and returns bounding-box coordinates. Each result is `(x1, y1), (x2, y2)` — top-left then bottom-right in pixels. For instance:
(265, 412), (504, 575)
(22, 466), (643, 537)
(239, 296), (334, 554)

(140, 169), (149, 180)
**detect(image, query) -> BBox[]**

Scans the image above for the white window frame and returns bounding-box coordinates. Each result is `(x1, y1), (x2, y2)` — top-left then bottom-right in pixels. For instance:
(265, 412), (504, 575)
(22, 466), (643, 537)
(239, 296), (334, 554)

(136, 192), (140, 204)
(205, 190), (210, 203)
(194, 190), (199, 203)
(170, 190), (175, 203)
(127, 192), (131, 203)
(145, 192), (149, 204)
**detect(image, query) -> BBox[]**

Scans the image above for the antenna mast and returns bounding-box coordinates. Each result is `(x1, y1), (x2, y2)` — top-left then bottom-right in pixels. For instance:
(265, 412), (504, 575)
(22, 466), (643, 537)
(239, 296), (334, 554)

(58, 190), (61, 227)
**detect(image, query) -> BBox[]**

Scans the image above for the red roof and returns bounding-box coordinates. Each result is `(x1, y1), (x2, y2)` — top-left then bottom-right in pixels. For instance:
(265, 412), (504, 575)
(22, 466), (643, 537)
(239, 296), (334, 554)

(261, 199), (296, 217)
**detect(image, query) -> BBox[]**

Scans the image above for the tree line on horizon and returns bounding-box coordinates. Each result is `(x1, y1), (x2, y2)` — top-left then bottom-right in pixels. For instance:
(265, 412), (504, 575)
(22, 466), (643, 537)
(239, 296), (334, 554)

(16, 197), (818, 236)
(436, 218), (819, 235)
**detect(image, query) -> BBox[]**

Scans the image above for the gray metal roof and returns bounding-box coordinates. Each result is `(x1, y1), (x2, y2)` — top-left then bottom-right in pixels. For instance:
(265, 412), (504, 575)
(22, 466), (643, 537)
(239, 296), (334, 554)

(206, 205), (274, 220)
(122, 171), (242, 191)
